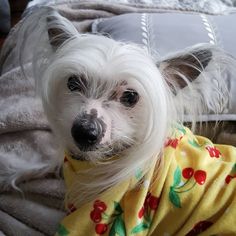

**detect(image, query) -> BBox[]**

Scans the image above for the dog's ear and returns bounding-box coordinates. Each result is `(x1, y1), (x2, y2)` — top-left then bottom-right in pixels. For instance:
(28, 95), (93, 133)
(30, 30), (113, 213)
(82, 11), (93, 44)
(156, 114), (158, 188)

(159, 48), (212, 90)
(47, 15), (76, 50)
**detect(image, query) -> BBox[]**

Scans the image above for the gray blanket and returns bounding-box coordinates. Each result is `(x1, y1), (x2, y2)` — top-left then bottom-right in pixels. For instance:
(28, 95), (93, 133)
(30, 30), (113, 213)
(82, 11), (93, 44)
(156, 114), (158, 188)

(0, 1), (236, 235)
(0, 179), (65, 236)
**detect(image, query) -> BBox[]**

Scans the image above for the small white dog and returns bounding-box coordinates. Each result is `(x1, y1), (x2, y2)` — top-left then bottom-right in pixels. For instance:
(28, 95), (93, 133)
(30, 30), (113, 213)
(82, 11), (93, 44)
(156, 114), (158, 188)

(17, 8), (236, 236)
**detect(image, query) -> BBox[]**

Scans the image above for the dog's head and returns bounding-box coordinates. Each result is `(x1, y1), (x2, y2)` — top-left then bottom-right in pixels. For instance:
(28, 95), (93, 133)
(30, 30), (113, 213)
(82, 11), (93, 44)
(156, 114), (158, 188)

(42, 33), (168, 161)
(39, 13), (216, 164)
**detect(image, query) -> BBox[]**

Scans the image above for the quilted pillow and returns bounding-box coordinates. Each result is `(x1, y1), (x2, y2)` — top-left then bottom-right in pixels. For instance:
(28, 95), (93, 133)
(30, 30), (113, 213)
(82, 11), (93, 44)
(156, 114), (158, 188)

(92, 13), (236, 121)
(92, 13), (236, 58)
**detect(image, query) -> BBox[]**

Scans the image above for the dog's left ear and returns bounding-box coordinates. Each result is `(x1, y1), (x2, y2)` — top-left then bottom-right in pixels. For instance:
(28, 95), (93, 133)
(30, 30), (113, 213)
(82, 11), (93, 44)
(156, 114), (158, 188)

(47, 14), (77, 50)
(159, 48), (212, 90)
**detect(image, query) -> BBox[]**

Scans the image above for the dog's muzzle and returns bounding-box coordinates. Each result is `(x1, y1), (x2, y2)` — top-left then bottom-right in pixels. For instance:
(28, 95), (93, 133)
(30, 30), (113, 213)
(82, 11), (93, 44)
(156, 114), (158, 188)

(71, 113), (106, 151)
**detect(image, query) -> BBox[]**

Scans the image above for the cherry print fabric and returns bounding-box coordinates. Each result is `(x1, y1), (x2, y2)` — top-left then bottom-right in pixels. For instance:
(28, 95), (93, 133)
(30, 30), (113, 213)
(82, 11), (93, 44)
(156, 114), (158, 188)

(57, 126), (236, 236)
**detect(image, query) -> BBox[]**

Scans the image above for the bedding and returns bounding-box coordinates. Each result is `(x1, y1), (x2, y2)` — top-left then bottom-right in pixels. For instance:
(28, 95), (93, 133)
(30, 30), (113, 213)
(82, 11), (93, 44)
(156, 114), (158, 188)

(93, 13), (236, 58)
(0, 179), (65, 236)
(0, 0), (10, 34)
(0, 0), (235, 235)
(92, 12), (236, 122)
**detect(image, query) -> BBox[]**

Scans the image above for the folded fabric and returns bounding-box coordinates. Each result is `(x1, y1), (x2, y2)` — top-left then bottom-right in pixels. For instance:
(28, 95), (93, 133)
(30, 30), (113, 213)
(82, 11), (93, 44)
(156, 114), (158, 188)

(58, 126), (236, 235)
(0, 178), (66, 236)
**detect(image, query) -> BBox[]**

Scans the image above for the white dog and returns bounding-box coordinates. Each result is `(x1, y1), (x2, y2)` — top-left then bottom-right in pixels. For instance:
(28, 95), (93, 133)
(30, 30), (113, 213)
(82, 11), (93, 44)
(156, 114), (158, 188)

(16, 8), (236, 236)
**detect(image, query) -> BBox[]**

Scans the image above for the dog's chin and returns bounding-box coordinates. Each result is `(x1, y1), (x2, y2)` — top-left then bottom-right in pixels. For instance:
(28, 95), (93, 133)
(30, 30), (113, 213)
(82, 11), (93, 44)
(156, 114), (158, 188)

(69, 142), (132, 161)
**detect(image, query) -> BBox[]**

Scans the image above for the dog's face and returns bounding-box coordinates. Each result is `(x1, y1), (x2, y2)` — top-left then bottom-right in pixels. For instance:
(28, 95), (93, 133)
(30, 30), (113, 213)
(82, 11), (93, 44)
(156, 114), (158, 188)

(66, 75), (142, 154)
(41, 34), (166, 161)
(40, 14), (213, 162)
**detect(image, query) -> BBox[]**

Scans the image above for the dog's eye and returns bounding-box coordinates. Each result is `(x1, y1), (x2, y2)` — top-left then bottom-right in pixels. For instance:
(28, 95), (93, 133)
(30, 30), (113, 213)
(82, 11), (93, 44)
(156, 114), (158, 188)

(120, 89), (139, 107)
(67, 75), (87, 92)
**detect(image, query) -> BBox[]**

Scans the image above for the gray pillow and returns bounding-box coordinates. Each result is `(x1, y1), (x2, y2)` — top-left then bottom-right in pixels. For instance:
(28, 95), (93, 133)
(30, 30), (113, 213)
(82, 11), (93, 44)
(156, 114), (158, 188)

(92, 13), (236, 58)
(92, 13), (236, 121)
(0, 0), (10, 34)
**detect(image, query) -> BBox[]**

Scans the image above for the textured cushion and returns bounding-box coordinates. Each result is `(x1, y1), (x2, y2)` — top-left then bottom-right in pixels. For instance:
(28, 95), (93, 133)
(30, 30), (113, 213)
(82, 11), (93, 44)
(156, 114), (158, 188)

(92, 13), (236, 58)
(0, 0), (10, 34)
(92, 13), (236, 121)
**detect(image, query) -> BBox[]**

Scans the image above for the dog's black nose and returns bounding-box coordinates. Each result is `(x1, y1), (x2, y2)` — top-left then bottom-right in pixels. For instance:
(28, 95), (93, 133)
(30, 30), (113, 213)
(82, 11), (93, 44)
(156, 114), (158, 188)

(71, 113), (105, 150)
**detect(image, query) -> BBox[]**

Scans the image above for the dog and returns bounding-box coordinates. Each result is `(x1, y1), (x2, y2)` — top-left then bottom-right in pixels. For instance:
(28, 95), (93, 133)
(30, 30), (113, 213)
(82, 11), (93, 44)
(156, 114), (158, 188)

(18, 8), (236, 236)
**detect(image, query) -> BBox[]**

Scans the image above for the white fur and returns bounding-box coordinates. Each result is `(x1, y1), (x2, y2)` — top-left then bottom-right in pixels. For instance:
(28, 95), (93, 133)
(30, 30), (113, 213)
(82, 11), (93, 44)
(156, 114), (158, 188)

(10, 8), (236, 206)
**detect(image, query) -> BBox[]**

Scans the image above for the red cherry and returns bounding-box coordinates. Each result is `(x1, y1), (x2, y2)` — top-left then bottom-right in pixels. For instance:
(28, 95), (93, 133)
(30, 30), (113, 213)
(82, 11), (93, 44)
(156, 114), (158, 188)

(225, 175), (232, 184)
(93, 200), (107, 212)
(165, 138), (178, 148)
(144, 192), (151, 209)
(186, 221), (213, 236)
(205, 146), (221, 158)
(164, 140), (170, 148)
(165, 139), (171, 147)
(194, 170), (207, 185)
(95, 223), (108, 234)
(182, 168), (194, 179)
(185, 228), (198, 236)
(170, 139), (179, 148)
(149, 195), (159, 210)
(214, 150), (220, 157)
(90, 209), (102, 223)
(195, 221), (213, 230)
(138, 206), (145, 218)
(67, 203), (76, 213)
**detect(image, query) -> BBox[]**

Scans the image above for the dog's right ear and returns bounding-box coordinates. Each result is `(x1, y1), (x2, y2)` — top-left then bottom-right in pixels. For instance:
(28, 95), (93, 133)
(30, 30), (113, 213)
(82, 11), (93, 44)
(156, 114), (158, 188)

(158, 47), (212, 92)
(47, 15), (76, 50)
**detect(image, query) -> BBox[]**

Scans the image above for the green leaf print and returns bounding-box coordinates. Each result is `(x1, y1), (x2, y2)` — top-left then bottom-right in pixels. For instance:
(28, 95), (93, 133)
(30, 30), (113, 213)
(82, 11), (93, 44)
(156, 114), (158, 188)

(109, 223), (116, 236)
(232, 163), (236, 173)
(135, 168), (143, 180)
(114, 201), (123, 214)
(57, 224), (69, 236)
(109, 216), (126, 236)
(176, 125), (186, 135)
(116, 216), (126, 236)
(169, 188), (181, 208)
(173, 166), (181, 187)
(188, 139), (201, 148)
(131, 222), (149, 234)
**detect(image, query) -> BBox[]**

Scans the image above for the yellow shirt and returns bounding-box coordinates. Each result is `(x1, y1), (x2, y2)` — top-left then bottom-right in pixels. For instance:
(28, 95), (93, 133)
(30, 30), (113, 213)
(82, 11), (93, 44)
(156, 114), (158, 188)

(57, 126), (236, 236)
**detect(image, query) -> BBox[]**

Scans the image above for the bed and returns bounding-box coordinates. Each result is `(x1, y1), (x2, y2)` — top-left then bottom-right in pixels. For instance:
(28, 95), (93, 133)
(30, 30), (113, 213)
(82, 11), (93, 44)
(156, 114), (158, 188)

(0, 1), (235, 235)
